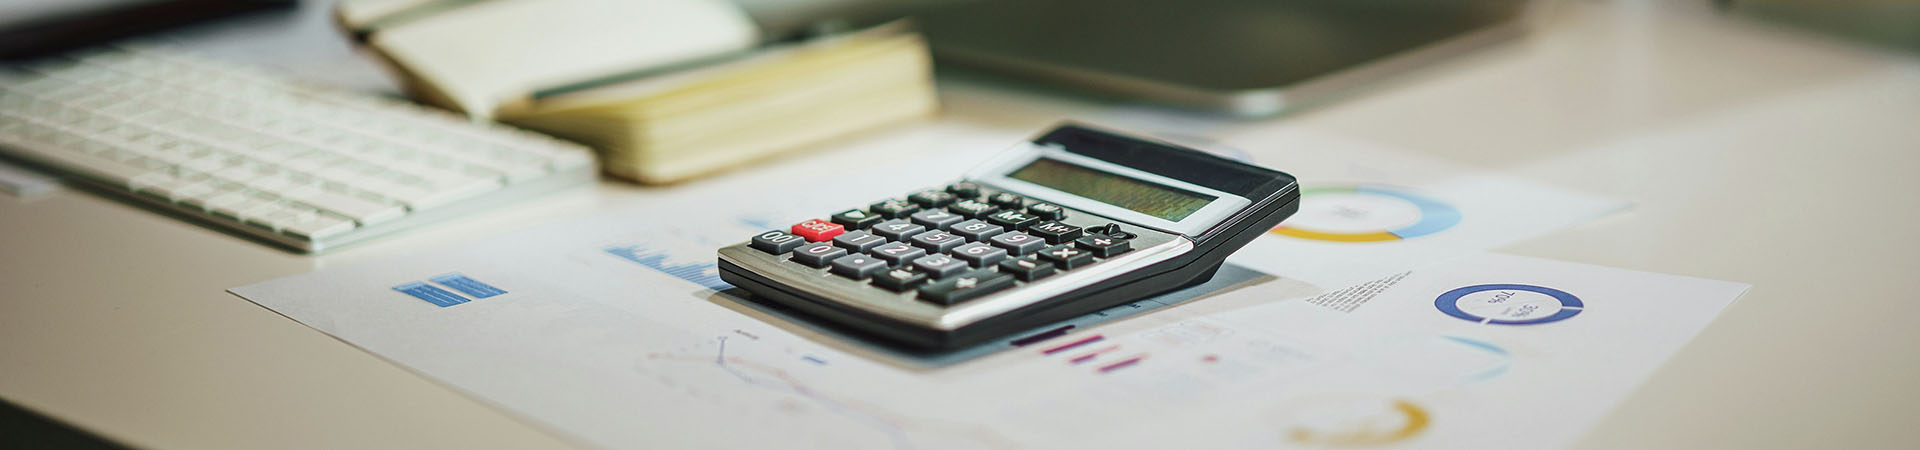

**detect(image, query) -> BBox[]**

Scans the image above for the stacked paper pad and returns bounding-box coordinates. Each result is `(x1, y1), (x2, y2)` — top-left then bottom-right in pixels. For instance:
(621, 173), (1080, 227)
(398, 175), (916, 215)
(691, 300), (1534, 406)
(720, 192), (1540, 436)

(496, 30), (937, 184)
(339, 0), (937, 184)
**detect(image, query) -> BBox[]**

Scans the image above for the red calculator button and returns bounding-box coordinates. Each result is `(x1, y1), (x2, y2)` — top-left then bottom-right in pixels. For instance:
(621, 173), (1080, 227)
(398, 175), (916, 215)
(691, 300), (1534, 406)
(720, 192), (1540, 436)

(791, 219), (845, 242)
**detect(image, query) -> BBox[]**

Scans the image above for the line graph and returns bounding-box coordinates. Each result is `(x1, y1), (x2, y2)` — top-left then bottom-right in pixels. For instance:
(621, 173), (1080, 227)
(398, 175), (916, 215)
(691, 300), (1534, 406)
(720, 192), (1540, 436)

(641, 337), (1018, 450)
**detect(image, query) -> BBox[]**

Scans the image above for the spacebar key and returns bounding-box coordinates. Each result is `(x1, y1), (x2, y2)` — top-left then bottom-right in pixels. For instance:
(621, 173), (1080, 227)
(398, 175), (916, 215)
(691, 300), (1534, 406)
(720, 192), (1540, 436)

(288, 190), (405, 225)
(918, 268), (1015, 305)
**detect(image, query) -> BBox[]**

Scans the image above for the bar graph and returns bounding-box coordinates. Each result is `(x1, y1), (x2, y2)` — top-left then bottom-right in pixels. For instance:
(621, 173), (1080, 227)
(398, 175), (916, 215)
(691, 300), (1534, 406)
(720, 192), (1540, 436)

(604, 245), (731, 291)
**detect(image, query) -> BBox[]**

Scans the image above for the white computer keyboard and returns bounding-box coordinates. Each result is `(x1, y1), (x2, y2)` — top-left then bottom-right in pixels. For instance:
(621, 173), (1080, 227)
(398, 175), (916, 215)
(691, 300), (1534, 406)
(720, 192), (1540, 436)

(0, 45), (597, 252)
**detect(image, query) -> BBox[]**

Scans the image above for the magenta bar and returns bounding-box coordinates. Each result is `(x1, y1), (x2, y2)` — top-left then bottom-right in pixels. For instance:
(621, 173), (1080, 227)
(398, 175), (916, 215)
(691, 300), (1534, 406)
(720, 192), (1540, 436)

(1042, 335), (1104, 355)
(1098, 355), (1145, 373)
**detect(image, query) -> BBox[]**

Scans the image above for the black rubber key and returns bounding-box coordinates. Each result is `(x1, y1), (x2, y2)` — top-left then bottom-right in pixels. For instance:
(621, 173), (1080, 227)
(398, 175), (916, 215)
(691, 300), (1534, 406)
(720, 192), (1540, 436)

(1026, 203), (1066, 220)
(1037, 244), (1094, 270)
(998, 256), (1056, 281)
(1074, 235), (1132, 257)
(918, 268), (1015, 305)
(872, 267), (930, 291)
(830, 208), (882, 229)
(1027, 220), (1084, 244)
(749, 230), (806, 254)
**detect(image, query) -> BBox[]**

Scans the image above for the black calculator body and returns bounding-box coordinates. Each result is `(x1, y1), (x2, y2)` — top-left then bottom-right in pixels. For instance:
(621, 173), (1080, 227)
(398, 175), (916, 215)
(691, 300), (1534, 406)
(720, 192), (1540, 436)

(718, 124), (1299, 349)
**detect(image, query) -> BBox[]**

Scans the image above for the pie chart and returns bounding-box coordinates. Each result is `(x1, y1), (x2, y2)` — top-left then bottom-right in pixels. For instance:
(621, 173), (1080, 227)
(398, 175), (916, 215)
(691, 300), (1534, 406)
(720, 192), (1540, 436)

(1435, 284), (1584, 325)
(1269, 185), (1461, 242)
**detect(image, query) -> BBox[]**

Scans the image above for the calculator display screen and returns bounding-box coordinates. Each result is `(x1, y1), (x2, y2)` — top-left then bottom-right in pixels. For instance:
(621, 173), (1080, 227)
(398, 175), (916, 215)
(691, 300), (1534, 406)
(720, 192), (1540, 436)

(1007, 158), (1217, 221)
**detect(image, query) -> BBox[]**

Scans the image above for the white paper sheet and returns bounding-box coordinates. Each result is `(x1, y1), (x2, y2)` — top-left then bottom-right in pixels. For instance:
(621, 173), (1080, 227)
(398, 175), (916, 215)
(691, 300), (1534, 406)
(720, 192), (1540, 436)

(229, 123), (1706, 449)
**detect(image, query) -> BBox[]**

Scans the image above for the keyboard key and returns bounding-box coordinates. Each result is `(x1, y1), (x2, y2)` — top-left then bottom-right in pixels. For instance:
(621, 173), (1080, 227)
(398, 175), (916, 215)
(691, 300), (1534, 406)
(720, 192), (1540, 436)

(951, 242), (1009, 268)
(278, 212), (356, 240)
(829, 254), (889, 279)
(872, 267), (929, 291)
(750, 230), (807, 254)
(987, 192), (1025, 208)
(1075, 235), (1132, 257)
(283, 188), (404, 226)
(832, 230), (888, 252)
(791, 242), (848, 267)
(918, 268), (1015, 305)
(988, 232), (1047, 256)
(1026, 221), (1084, 244)
(791, 219), (845, 242)
(1026, 203), (1066, 220)
(908, 230), (966, 253)
(867, 199), (921, 219)
(869, 241), (927, 266)
(985, 210), (1039, 231)
(1037, 244), (1095, 270)
(869, 219), (926, 241)
(907, 189), (955, 208)
(947, 199), (998, 218)
(908, 209), (964, 230)
(830, 208), (882, 229)
(998, 256), (1056, 281)
(949, 219), (1005, 242)
(945, 181), (981, 198)
(909, 254), (969, 278)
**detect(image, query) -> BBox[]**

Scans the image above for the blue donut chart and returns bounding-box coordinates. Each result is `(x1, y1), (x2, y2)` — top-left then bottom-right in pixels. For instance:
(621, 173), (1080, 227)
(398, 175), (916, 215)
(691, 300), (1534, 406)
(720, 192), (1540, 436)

(1435, 284), (1583, 325)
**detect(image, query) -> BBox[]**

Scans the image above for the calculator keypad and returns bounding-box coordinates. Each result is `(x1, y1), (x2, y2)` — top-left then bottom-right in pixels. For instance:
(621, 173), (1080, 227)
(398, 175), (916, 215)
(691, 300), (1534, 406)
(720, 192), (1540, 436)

(738, 181), (1156, 308)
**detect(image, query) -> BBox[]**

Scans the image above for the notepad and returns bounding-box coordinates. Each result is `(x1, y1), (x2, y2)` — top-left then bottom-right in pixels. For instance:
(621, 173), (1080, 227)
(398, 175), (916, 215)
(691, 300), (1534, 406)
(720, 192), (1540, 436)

(341, 0), (938, 184)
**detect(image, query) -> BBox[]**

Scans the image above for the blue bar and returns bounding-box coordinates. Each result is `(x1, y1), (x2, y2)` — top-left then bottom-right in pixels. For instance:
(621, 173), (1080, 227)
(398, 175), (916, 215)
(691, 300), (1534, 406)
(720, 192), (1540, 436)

(394, 282), (469, 307)
(429, 273), (506, 299)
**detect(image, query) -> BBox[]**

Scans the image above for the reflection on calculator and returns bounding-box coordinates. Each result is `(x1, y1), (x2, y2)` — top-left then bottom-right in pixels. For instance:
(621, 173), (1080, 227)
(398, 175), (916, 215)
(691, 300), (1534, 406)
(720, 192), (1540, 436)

(718, 124), (1300, 349)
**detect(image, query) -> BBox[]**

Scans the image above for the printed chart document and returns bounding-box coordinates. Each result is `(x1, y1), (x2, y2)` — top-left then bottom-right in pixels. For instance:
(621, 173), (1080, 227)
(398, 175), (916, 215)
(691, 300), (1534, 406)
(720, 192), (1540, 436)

(1216, 130), (1631, 290)
(228, 123), (1709, 448)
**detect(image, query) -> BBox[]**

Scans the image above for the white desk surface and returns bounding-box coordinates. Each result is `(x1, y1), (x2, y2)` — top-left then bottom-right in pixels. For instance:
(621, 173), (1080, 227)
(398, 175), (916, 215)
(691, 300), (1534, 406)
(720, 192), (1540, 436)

(3, 1), (1917, 449)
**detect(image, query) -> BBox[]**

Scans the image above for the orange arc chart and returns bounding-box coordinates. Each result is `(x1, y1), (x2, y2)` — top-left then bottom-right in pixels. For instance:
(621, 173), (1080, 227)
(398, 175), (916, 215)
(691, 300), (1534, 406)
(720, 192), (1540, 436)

(1269, 186), (1462, 242)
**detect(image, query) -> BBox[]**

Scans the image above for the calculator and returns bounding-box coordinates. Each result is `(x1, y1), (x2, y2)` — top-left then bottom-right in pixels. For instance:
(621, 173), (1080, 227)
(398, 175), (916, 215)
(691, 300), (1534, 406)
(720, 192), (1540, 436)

(717, 124), (1299, 349)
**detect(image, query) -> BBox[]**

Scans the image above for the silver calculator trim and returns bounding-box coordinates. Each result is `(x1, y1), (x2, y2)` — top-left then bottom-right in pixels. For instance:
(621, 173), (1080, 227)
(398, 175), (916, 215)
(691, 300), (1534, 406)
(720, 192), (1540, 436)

(718, 232), (1193, 331)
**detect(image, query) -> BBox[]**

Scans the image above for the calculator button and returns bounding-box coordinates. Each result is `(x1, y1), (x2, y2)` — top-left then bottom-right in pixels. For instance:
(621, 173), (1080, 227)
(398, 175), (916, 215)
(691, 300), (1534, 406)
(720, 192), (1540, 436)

(791, 242), (848, 267)
(872, 267), (930, 291)
(1091, 222), (1134, 239)
(947, 199), (998, 218)
(985, 210), (1040, 231)
(908, 230), (966, 253)
(749, 230), (806, 254)
(1026, 203), (1066, 220)
(949, 219), (1005, 241)
(918, 268), (1015, 305)
(907, 190), (956, 208)
(1026, 221), (1083, 244)
(945, 182), (981, 198)
(869, 241), (927, 266)
(988, 192), (1025, 208)
(870, 219), (927, 241)
(987, 232), (1047, 256)
(1075, 235), (1132, 257)
(791, 219), (845, 242)
(909, 209), (964, 230)
(910, 254), (969, 278)
(1037, 244), (1094, 270)
(830, 209), (882, 229)
(868, 199), (922, 219)
(998, 257), (1056, 281)
(829, 254), (889, 279)
(831, 231), (888, 252)
(951, 242), (1009, 267)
